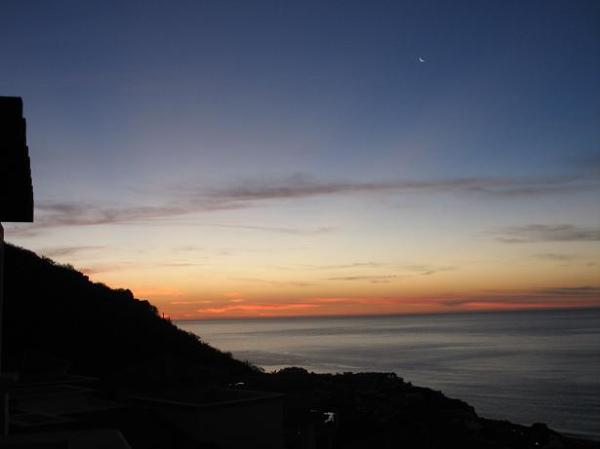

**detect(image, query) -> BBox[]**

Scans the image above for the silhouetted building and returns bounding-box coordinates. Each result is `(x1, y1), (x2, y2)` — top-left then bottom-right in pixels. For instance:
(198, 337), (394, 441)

(132, 387), (284, 449)
(0, 96), (34, 223)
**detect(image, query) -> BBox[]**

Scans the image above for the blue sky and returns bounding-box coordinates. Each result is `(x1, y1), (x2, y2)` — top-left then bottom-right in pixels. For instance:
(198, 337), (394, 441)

(2, 0), (599, 318)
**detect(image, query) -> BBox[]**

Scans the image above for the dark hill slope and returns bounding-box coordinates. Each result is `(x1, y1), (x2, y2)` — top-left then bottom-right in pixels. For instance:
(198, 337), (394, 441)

(2, 242), (253, 384)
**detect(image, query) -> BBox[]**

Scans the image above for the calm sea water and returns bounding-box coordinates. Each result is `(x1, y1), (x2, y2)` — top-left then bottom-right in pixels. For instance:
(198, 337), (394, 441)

(177, 308), (600, 440)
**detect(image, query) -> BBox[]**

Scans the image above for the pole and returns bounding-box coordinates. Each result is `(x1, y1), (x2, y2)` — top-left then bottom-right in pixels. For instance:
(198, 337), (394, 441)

(0, 222), (7, 436)
(0, 222), (4, 375)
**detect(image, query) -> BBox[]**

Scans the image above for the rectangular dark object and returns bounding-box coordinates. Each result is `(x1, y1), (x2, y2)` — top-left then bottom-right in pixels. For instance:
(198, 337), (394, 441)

(0, 96), (34, 222)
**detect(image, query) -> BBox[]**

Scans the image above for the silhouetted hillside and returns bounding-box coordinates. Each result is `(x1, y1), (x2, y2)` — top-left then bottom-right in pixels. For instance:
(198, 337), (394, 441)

(3, 243), (253, 385)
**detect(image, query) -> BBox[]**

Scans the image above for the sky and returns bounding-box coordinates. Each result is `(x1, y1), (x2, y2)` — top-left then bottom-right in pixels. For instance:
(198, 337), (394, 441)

(1, 0), (599, 319)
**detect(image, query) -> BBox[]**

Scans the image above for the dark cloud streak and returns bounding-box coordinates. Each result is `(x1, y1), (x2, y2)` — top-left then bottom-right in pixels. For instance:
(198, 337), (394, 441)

(12, 171), (600, 235)
(41, 245), (106, 258)
(327, 275), (399, 283)
(208, 173), (600, 202)
(443, 286), (600, 307)
(496, 224), (600, 243)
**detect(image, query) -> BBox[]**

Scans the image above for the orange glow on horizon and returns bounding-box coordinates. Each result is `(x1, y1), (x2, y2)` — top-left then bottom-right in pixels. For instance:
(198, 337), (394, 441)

(44, 245), (600, 322)
(158, 293), (600, 320)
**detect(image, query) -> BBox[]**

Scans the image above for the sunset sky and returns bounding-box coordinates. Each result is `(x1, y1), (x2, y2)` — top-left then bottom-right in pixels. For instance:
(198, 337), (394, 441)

(2, 0), (599, 319)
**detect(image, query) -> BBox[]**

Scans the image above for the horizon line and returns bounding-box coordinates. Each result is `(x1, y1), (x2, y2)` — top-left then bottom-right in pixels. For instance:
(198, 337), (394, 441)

(172, 304), (600, 322)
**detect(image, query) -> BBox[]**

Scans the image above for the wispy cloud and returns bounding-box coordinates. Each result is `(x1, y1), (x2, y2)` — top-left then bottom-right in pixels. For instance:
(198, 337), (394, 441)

(297, 262), (384, 270)
(496, 224), (600, 243)
(169, 300), (213, 305)
(169, 284), (600, 318)
(326, 275), (399, 283)
(536, 286), (600, 296)
(80, 260), (204, 275)
(402, 264), (456, 276)
(232, 277), (314, 287)
(36, 202), (185, 227)
(9, 170), (600, 235)
(532, 253), (576, 261)
(443, 286), (600, 307)
(277, 262), (455, 276)
(7, 200), (334, 237)
(198, 303), (319, 315)
(159, 262), (205, 268)
(322, 266), (454, 282)
(208, 172), (600, 202)
(208, 223), (336, 235)
(40, 245), (106, 258)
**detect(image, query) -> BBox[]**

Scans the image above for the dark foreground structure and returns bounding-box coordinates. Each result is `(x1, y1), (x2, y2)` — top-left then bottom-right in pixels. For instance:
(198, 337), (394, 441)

(1, 243), (599, 449)
(0, 96), (34, 223)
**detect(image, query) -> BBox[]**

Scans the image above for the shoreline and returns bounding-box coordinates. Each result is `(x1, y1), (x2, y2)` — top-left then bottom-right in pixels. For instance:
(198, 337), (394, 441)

(177, 308), (600, 442)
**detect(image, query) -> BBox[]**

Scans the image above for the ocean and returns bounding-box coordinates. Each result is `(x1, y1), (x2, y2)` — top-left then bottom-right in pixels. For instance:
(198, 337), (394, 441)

(177, 308), (600, 440)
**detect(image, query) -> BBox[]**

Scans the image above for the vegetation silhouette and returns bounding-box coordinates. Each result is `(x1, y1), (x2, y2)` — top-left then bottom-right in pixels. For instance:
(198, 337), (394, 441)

(3, 243), (254, 388)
